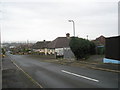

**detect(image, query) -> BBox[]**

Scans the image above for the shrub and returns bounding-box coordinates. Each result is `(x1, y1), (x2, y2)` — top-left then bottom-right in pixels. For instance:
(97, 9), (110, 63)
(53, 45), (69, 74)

(89, 41), (96, 55)
(69, 37), (96, 60)
(2, 48), (5, 55)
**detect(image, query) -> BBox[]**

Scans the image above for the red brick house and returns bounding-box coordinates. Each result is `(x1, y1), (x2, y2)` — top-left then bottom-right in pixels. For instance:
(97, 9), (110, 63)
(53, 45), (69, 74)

(92, 35), (105, 46)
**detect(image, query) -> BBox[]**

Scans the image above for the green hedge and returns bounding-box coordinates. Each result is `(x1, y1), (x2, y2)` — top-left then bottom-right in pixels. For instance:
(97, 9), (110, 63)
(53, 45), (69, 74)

(69, 37), (96, 60)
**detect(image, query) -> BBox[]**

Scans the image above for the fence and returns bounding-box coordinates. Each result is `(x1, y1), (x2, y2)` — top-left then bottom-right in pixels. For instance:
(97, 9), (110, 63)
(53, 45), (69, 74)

(105, 36), (120, 60)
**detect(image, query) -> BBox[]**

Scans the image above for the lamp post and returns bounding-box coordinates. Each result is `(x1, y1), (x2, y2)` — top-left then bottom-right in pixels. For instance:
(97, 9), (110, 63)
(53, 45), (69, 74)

(87, 35), (88, 40)
(68, 20), (75, 37)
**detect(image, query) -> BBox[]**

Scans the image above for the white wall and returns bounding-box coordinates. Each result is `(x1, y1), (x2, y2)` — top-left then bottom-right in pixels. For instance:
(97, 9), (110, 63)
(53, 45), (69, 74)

(55, 48), (64, 56)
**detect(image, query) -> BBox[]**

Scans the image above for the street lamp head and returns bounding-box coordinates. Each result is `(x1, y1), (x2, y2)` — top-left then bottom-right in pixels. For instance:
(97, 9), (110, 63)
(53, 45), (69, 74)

(68, 20), (73, 22)
(68, 20), (75, 37)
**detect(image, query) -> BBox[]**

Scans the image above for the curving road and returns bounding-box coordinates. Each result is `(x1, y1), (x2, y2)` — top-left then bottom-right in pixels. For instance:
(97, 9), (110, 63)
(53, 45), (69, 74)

(7, 54), (119, 88)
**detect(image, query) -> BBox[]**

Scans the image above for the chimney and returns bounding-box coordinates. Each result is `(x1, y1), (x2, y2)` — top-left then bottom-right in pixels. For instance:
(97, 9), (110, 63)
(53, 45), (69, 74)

(66, 33), (70, 38)
(43, 40), (46, 43)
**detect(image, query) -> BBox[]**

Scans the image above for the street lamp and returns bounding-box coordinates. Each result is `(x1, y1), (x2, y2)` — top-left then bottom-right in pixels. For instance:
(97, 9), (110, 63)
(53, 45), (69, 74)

(68, 20), (75, 37)
(87, 35), (88, 40)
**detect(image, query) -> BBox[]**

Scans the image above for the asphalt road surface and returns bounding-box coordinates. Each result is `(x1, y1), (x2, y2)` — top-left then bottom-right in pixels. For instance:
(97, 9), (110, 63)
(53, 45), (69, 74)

(7, 54), (119, 88)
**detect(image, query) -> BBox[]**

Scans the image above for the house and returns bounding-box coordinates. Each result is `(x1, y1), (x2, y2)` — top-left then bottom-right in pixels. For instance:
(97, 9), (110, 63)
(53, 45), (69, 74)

(92, 35), (106, 54)
(9, 46), (16, 49)
(32, 40), (51, 55)
(9, 43), (34, 55)
(92, 35), (105, 46)
(47, 33), (75, 59)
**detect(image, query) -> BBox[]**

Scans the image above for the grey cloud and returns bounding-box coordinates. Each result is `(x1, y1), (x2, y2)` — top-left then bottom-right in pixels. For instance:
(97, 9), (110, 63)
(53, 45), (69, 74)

(1, 1), (118, 42)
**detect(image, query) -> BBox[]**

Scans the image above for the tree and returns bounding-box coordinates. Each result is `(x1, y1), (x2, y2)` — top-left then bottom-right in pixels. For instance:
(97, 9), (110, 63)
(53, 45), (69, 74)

(69, 37), (96, 60)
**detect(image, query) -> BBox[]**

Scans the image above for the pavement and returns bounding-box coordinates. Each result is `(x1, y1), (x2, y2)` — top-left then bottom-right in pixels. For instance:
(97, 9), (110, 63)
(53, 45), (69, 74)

(6, 54), (119, 88)
(2, 56), (39, 88)
(74, 61), (120, 73)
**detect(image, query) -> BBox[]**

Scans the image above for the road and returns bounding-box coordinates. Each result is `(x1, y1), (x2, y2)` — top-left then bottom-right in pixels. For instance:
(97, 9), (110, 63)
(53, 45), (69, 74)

(2, 56), (39, 88)
(7, 54), (119, 88)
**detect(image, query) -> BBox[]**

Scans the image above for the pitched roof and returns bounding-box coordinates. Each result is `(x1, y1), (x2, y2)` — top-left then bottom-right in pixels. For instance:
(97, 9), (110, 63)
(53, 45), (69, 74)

(47, 37), (71, 49)
(32, 41), (51, 49)
(92, 35), (105, 45)
(96, 35), (105, 40)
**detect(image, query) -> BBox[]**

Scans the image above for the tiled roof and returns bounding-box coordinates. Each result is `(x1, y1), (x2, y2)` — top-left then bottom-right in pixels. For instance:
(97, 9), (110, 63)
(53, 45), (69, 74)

(32, 41), (51, 49)
(47, 37), (71, 49)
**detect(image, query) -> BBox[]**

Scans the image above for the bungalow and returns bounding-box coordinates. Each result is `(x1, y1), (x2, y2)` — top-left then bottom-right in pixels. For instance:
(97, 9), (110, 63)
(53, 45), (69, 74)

(32, 40), (51, 55)
(47, 33), (75, 59)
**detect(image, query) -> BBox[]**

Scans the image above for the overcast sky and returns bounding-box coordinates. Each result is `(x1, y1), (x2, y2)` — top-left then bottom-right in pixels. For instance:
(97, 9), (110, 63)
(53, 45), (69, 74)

(0, 0), (119, 43)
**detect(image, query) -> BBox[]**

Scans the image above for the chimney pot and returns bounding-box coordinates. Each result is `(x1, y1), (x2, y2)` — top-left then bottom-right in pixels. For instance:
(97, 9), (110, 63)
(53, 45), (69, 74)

(66, 33), (70, 38)
(43, 40), (46, 42)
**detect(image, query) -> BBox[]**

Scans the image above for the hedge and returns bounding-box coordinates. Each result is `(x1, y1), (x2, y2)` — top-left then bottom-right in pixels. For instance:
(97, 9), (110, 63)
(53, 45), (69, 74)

(69, 37), (96, 60)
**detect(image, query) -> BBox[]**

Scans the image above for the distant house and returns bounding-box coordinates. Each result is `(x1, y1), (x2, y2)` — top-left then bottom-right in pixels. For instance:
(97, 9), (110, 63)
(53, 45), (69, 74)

(92, 35), (106, 54)
(32, 40), (51, 55)
(92, 35), (105, 46)
(9, 46), (16, 49)
(47, 33), (75, 59)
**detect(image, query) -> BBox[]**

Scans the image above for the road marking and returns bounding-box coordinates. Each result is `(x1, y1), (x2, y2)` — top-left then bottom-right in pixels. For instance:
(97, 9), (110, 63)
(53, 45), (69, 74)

(61, 70), (99, 82)
(8, 55), (43, 88)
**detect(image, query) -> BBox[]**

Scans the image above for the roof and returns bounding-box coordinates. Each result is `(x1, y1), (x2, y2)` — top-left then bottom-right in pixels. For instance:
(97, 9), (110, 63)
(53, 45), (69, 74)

(32, 41), (51, 49)
(47, 37), (71, 49)
(96, 35), (105, 40)
(92, 35), (105, 45)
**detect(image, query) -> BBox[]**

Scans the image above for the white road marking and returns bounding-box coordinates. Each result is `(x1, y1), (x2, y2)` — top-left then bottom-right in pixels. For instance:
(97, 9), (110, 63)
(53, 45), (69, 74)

(61, 70), (99, 82)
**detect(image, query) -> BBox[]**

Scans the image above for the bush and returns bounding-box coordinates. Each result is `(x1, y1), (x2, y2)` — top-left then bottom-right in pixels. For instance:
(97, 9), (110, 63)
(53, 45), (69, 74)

(69, 37), (96, 60)
(89, 41), (96, 55)
(2, 48), (5, 55)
